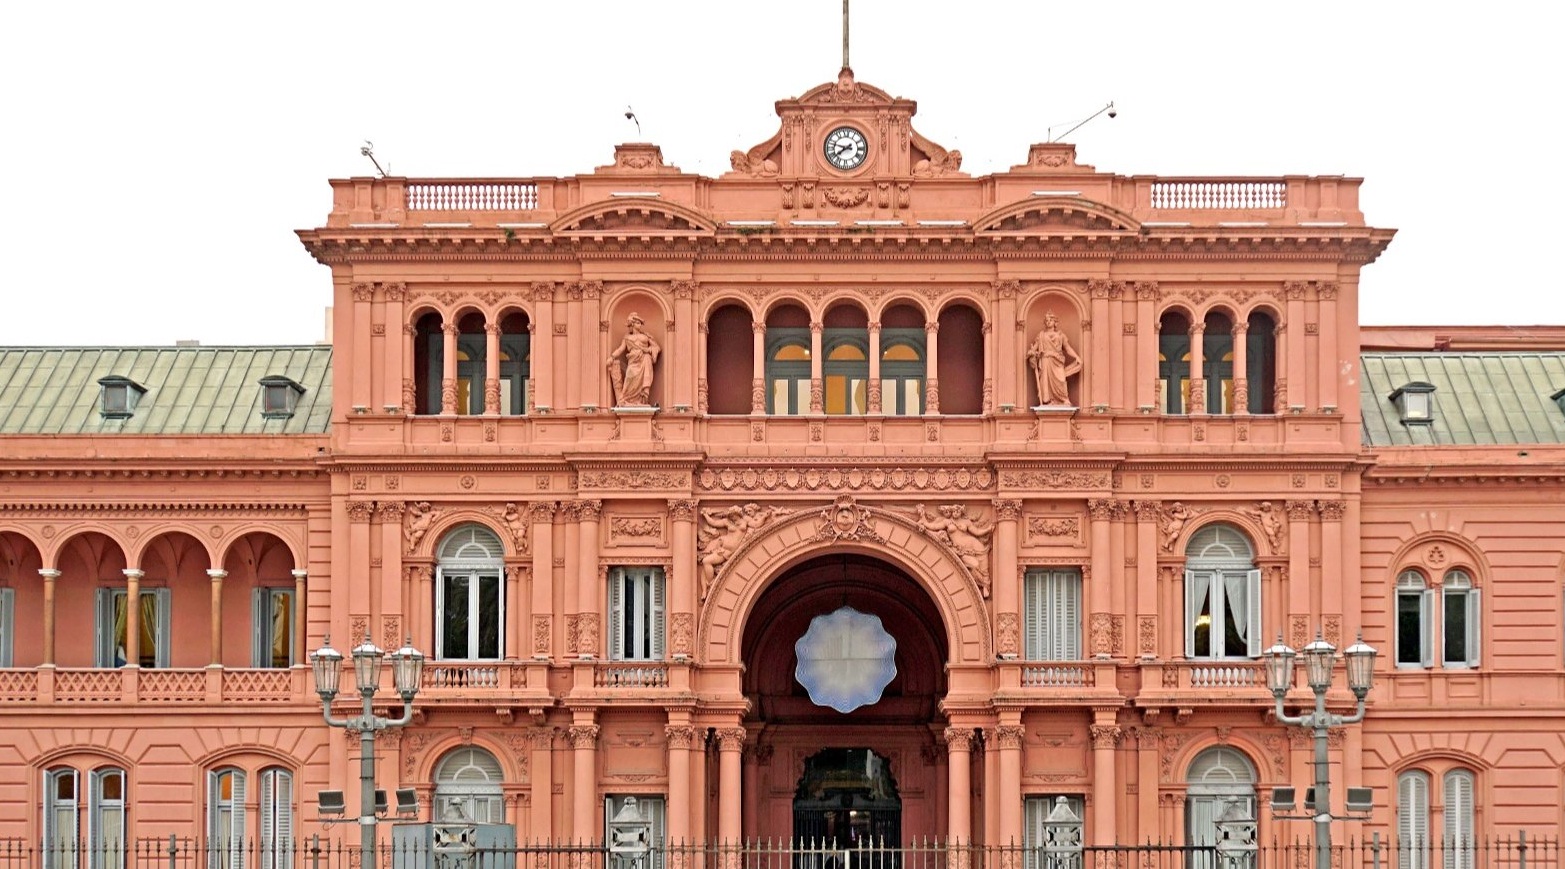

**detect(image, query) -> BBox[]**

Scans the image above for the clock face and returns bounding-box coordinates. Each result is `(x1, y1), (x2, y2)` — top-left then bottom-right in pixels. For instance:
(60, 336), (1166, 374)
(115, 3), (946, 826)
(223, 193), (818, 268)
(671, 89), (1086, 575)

(823, 126), (868, 171)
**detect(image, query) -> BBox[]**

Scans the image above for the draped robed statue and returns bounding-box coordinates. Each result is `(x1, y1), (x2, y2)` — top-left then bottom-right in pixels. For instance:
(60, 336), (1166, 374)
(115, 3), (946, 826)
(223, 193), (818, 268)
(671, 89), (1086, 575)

(1027, 310), (1081, 407)
(606, 312), (661, 407)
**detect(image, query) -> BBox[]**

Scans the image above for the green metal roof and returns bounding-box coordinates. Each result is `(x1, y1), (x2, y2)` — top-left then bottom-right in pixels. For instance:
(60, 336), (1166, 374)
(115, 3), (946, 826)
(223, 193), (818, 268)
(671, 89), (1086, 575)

(1361, 352), (1565, 446)
(0, 346), (332, 435)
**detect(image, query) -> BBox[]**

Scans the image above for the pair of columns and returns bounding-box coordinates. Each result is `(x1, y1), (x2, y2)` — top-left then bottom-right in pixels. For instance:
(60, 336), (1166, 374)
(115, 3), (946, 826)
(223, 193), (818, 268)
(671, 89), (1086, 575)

(32, 566), (307, 667)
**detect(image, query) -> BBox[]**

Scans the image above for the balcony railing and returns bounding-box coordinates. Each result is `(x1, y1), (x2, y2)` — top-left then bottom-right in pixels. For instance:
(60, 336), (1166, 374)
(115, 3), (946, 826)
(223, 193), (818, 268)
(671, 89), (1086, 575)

(594, 662), (670, 688)
(0, 667), (308, 705)
(1149, 180), (1287, 210)
(406, 181), (539, 211)
(1020, 664), (1093, 688)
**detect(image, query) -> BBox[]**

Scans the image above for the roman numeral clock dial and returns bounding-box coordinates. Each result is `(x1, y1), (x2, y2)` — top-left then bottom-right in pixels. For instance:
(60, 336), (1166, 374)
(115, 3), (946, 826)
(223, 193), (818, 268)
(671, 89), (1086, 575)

(824, 126), (868, 171)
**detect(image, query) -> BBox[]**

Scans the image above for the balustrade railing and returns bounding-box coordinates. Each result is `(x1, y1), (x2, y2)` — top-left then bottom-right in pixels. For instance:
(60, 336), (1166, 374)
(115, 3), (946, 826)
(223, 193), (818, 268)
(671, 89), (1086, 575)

(1150, 180), (1288, 210)
(594, 662), (670, 688)
(407, 181), (539, 211)
(1020, 664), (1092, 688)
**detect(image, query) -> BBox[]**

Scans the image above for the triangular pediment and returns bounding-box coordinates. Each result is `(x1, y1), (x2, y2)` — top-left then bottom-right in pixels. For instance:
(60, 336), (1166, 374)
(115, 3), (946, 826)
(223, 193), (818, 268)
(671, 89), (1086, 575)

(550, 199), (716, 236)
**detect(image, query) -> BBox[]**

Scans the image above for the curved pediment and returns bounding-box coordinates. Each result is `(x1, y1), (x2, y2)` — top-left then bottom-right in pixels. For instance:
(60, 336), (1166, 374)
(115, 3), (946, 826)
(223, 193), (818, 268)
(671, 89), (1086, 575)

(973, 196), (1141, 236)
(550, 198), (717, 236)
(796, 69), (897, 105)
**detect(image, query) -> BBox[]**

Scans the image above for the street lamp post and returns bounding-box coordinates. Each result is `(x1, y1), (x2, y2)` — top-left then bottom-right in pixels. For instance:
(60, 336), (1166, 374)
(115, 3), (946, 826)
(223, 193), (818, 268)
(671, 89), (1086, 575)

(311, 635), (424, 869)
(1263, 634), (1376, 869)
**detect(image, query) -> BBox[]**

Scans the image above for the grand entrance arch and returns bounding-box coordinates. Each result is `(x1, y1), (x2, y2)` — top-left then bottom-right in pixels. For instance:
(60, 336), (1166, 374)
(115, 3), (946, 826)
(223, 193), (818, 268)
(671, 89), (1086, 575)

(739, 552), (951, 842)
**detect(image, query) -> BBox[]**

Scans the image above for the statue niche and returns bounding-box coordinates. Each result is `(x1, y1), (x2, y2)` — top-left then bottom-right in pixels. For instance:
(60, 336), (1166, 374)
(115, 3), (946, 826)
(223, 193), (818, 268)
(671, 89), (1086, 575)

(606, 312), (661, 408)
(1027, 309), (1081, 408)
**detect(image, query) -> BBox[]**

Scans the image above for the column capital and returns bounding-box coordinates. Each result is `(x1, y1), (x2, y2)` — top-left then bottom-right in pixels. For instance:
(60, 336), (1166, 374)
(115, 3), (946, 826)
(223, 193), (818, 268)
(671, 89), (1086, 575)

(665, 725), (697, 749)
(122, 568), (145, 581)
(994, 725), (1025, 750)
(1087, 499), (1118, 521)
(943, 727), (972, 751)
(992, 499), (1023, 522)
(716, 727), (747, 751)
(667, 499), (699, 522)
(567, 725), (600, 749)
(38, 568), (62, 579)
(206, 569), (228, 581)
(291, 569), (309, 580)
(578, 499), (603, 522)
(1089, 724), (1123, 749)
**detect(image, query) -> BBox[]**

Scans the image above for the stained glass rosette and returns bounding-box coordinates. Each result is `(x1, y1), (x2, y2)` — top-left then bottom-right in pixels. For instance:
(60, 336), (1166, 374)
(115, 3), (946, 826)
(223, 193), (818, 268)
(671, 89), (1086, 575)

(794, 606), (898, 713)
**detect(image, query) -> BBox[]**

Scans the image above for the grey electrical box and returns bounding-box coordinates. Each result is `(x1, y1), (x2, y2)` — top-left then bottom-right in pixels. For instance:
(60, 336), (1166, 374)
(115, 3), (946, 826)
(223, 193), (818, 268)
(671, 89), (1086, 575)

(391, 822), (518, 869)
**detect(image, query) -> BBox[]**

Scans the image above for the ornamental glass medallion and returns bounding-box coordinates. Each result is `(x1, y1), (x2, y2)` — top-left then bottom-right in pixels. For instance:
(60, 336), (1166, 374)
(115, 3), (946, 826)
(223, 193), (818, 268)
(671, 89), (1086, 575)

(794, 606), (897, 713)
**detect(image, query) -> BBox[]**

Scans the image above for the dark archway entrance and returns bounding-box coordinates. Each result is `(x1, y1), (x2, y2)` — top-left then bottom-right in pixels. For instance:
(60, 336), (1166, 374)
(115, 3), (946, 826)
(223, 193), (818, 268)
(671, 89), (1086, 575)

(740, 554), (949, 842)
(793, 748), (901, 845)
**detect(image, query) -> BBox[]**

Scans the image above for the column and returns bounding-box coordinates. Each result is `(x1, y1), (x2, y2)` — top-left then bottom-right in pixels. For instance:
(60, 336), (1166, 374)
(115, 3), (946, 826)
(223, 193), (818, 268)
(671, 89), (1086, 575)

(992, 281), (1018, 408)
(944, 727), (972, 844)
(1287, 500), (1315, 645)
(292, 569), (308, 666)
(530, 502), (557, 659)
(716, 727), (746, 843)
(402, 323), (418, 414)
(924, 320), (940, 413)
(1089, 720), (1120, 844)
(207, 569), (226, 666)
(983, 729), (999, 849)
(485, 323), (502, 414)
(666, 724), (694, 845)
(1232, 322), (1250, 415)
(1133, 503), (1158, 661)
(1134, 283), (1158, 410)
(352, 283), (372, 410)
(530, 728), (554, 839)
(441, 322), (459, 414)
(578, 500), (602, 659)
(808, 321), (823, 413)
(751, 321), (767, 413)
(1285, 282), (1307, 411)
(39, 568), (60, 666)
(1318, 282), (1340, 411)
(532, 283), (555, 411)
(347, 501), (375, 623)
(1187, 322), (1206, 415)
(569, 722), (599, 840)
(1088, 280), (1110, 408)
(122, 568), (143, 667)
(1088, 500), (1114, 658)
(383, 283), (407, 412)
(1320, 501), (1345, 627)
(996, 724), (1024, 847)
(672, 280), (696, 409)
(506, 565), (525, 661)
(669, 501), (698, 659)
(565, 284), (582, 410)
(867, 321), (882, 414)
(583, 282), (604, 408)
(992, 500), (1022, 659)
(378, 502), (404, 645)
(690, 732), (709, 845)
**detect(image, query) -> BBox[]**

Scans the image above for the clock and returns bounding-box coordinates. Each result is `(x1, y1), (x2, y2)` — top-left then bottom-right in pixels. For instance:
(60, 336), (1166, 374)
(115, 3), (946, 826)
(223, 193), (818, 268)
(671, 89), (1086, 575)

(823, 126), (868, 171)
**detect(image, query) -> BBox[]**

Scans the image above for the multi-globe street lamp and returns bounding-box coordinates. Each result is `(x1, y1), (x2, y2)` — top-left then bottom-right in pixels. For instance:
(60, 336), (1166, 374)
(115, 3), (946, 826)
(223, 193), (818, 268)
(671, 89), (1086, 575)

(1263, 634), (1377, 869)
(310, 635), (424, 869)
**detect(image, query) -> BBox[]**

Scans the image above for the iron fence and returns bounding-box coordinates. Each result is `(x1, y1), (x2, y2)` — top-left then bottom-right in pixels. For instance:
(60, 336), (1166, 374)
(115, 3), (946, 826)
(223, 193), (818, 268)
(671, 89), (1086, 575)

(0, 835), (1553, 869)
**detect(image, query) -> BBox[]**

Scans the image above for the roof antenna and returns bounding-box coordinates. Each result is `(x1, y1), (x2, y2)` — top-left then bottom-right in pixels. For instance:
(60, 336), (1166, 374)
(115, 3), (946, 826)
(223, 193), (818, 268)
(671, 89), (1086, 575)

(842, 0), (850, 70)
(359, 141), (388, 178)
(624, 106), (641, 137)
(1047, 102), (1117, 143)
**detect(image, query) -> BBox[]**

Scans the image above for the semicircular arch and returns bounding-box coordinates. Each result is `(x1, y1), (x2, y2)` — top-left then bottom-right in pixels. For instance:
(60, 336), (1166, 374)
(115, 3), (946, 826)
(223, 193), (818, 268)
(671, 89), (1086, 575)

(699, 498), (991, 665)
(550, 199), (718, 236)
(973, 196), (1141, 235)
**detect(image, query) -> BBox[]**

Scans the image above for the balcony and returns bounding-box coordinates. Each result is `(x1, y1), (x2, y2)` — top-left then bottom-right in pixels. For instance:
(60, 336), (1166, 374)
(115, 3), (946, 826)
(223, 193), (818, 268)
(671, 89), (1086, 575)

(1133, 660), (1274, 711)
(0, 667), (309, 706)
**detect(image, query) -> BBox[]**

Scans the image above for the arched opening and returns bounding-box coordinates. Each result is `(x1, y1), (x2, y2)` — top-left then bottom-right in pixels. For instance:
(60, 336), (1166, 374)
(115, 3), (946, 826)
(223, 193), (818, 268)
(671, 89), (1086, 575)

(54, 532), (128, 669)
(706, 304), (755, 414)
(0, 531), (43, 667)
(413, 311), (445, 415)
(879, 304), (925, 416)
(824, 304), (870, 415)
(793, 748), (901, 845)
(435, 524), (506, 661)
(1201, 311), (1236, 414)
(138, 530), (209, 669)
(937, 304), (985, 415)
(1245, 310), (1277, 414)
(433, 747), (505, 823)
(498, 309), (532, 415)
(1158, 310), (1193, 414)
(766, 304), (812, 415)
(1184, 524), (1260, 659)
(1185, 747), (1256, 857)
(741, 553), (949, 842)
(221, 531), (298, 668)
(454, 311), (488, 415)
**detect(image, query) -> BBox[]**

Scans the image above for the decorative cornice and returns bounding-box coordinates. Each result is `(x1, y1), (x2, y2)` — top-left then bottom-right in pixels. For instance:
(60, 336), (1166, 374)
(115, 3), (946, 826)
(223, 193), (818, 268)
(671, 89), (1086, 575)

(0, 502), (310, 514)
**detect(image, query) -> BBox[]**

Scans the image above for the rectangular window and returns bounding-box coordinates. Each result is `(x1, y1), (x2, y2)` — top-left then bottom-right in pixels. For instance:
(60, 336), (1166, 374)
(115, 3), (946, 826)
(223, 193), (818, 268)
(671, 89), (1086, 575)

(604, 795), (666, 869)
(94, 588), (171, 668)
(1024, 569), (1080, 661)
(0, 587), (13, 668)
(1023, 795), (1086, 869)
(1185, 569), (1262, 659)
(252, 589), (294, 668)
(1442, 585), (1480, 668)
(609, 567), (665, 661)
(1395, 583), (1434, 668)
(437, 569), (503, 660)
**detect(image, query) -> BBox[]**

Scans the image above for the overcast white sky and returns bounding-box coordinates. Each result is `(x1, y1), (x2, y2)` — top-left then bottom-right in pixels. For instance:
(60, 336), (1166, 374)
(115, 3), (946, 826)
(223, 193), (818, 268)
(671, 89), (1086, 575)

(2, 2), (1559, 346)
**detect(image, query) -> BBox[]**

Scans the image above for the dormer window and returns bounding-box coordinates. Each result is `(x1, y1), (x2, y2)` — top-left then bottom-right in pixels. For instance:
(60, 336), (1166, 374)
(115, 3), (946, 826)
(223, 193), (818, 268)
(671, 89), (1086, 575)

(259, 375), (306, 419)
(1552, 387), (1565, 417)
(97, 376), (146, 419)
(1389, 381), (1436, 425)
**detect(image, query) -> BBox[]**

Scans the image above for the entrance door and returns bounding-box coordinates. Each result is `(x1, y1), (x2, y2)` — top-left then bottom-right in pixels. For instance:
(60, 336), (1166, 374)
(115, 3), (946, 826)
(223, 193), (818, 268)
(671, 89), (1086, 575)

(792, 749), (901, 846)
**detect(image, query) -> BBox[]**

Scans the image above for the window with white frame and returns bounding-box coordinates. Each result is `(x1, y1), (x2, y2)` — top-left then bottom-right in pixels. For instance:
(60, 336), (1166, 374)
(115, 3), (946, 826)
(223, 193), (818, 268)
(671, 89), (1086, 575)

(1023, 794), (1085, 869)
(257, 768), (294, 869)
(605, 795), (666, 869)
(1024, 568), (1080, 660)
(1184, 525), (1261, 659)
(436, 525), (506, 661)
(44, 766), (126, 869)
(434, 747), (504, 823)
(1442, 571), (1480, 668)
(1185, 748), (1256, 869)
(208, 767), (246, 869)
(1397, 767), (1475, 869)
(609, 566), (665, 661)
(1396, 569), (1480, 669)
(1397, 770), (1431, 869)
(252, 588), (294, 669)
(95, 588), (171, 668)
(0, 586), (13, 667)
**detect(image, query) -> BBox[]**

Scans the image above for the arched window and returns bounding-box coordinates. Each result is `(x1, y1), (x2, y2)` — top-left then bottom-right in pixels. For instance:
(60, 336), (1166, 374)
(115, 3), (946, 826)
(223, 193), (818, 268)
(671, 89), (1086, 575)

(1158, 312), (1192, 414)
(208, 767), (246, 869)
(258, 768), (294, 869)
(436, 525), (505, 660)
(823, 334), (868, 415)
(1397, 570), (1432, 667)
(1202, 313), (1235, 414)
(498, 312), (531, 416)
(1443, 769), (1475, 869)
(1245, 311), (1277, 414)
(880, 333), (925, 415)
(1442, 570), (1480, 668)
(1185, 747), (1256, 864)
(434, 747), (505, 824)
(1185, 525), (1261, 658)
(1397, 770), (1431, 869)
(766, 332), (811, 415)
(44, 767), (80, 868)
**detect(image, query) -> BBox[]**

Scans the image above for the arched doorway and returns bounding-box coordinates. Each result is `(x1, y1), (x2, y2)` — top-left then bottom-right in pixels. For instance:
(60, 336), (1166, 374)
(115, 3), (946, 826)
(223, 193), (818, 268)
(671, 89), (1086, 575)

(741, 554), (949, 843)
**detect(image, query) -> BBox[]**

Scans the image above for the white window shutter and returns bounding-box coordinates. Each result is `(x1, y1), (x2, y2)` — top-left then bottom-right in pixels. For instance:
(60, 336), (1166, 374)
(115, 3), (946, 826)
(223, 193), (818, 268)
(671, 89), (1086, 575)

(1443, 770), (1473, 869)
(1061, 571), (1081, 660)
(651, 569), (666, 660)
(1398, 772), (1429, 869)
(259, 772), (273, 859)
(1184, 570), (1199, 659)
(1419, 589), (1435, 668)
(1246, 568), (1263, 657)
(0, 587), (13, 668)
(154, 587), (173, 668)
(207, 770), (220, 849)
(608, 568), (625, 660)
(275, 771), (293, 868)
(1024, 571), (1045, 660)
(1466, 589), (1481, 667)
(232, 771), (247, 865)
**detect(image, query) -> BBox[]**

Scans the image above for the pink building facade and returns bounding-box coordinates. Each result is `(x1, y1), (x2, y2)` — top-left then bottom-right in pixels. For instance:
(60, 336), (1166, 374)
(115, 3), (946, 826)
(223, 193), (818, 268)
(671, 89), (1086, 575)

(2, 71), (1563, 854)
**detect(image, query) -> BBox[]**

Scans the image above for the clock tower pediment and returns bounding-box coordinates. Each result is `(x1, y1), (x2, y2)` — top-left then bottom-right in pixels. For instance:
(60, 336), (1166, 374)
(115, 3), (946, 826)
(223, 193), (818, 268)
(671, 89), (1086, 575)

(725, 68), (964, 181)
